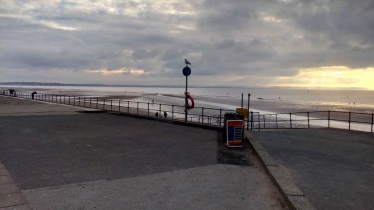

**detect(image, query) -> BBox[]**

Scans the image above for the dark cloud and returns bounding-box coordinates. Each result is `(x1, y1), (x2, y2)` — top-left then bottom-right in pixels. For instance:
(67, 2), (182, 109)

(0, 0), (373, 86)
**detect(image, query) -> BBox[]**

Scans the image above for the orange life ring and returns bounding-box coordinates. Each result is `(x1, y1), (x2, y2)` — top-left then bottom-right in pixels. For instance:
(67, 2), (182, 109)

(185, 95), (195, 110)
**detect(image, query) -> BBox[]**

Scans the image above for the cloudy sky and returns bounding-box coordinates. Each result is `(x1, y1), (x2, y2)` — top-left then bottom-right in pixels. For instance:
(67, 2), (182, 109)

(1, 0), (374, 89)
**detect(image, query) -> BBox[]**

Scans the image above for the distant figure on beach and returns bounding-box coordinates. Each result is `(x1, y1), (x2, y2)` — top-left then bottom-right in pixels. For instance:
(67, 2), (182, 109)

(155, 112), (158, 117)
(184, 58), (191, 66)
(164, 111), (167, 118)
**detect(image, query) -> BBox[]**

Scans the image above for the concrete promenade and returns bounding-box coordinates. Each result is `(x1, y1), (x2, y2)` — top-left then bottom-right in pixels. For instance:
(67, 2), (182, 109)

(251, 129), (374, 210)
(0, 96), (286, 210)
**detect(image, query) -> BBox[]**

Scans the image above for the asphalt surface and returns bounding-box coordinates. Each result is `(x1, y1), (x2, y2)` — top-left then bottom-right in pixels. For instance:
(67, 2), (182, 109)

(0, 96), (286, 210)
(251, 129), (374, 210)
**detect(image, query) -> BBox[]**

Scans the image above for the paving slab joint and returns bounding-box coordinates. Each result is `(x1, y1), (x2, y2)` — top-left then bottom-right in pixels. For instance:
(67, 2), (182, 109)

(244, 131), (316, 210)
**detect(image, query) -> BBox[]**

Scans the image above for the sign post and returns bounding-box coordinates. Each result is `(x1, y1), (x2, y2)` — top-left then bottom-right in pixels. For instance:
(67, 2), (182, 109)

(182, 66), (191, 122)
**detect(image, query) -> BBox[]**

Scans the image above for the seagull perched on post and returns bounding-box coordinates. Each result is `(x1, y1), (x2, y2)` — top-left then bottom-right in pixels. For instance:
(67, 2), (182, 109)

(184, 59), (191, 66)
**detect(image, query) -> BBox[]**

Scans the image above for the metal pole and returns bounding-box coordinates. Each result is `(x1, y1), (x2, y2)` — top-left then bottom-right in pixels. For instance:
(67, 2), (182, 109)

(90, 98), (91, 108)
(263, 115), (266, 129)
(349, 112), (351, 130)
(159, 104), (161, 116)
(290, 113), (292, 128)
(276, 114), (278, 129)
(128, 101), (129, 113)
(119, 100), (121, 112)
(241, 93), (243, 108)
(111, 100), (113, 111)
(371, 114), (373, 133)
(219, 109), (222, 127)
(103, 99), (105, 110)
(172, 105), (174, 119)
(307, 112), (310, 128)
(185, 76), (188, 122)
(148, 103), (149, 116)
(78, 97), (80, 106)
(258, 113), (260, 131)
(96, 99), (98, 109)
(137, 102), (139, 115)
(328, 111), (330, 128)
(202, 107), (204, 124)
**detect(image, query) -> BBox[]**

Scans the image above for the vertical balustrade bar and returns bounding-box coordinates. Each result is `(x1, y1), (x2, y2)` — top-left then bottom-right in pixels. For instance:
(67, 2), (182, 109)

(128, 101), (129, 113)
(103, 99), (105, 110)
(90, 98), (91, 108)
(349, 112), (351, 130)
(119, 100), (121, 112)
(159, 104), (161, 115)
(328, 111), (330, 128)
(219, 109), (222, 126)
(258, 114), (260, 131)
(276, 114), (278, 129)
(290, 113), (292, 129)
(137, 102), (139, 115)
(263, 115), (266, 129)
(69, 96), (70, 105)
(111, 100), (113, 111)
(96, 99), (98, 109)
(172, 105), (174, 119)
(202, 107), (204, 124)
(307, 112), (310, 128)
(371, 114), (373, 133)
(147, 103), (149, 116)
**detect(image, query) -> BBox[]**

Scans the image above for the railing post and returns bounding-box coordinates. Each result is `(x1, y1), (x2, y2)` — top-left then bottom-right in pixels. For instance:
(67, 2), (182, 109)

(219, 109), (222, 127)
(111, 100), (113, 111)
(349, 112), (351, 130)
(69, 96), (70, 105)
(103, 99), (105, 110)
(289, 113), (292, 129)
(73, 97), (75, 106)
(96, 99), (98, 109)
(276, 114), (278, 129)
(90, 98), (91, 108)
(202, 107), (204, 124)
(147, 103), (149, 116)
(128, 101), (129, 113)
(307, 112), (310, 128)
(137, 102), (139, 115)
(371, 114), (373, 133)
(172, 105), (174, 119)
(328, 111), (330, 128)
(263, 115), (266, 129)
(60, 95), (61, 103)
(78, 97), (81, 106)
(159, 104), (161, 115)
(119, 100), (121, 112)
(258, 113), (260, 131)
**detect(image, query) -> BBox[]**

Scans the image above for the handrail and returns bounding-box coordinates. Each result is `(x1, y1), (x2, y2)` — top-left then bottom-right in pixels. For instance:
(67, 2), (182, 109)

(2, 90), (373, 133)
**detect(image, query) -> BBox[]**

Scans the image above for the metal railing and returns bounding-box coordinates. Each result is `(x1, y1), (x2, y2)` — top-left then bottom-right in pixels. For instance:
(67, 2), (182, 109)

(250, 111), (374, 133)
(2, 90), (373, 133)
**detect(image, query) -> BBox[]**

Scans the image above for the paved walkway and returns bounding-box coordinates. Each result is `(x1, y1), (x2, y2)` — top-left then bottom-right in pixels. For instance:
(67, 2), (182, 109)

(0, 96), (286, 210)
(252, 129), (374, 210)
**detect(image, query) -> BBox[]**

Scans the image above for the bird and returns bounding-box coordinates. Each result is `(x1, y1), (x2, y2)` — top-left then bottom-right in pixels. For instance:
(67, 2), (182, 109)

(184, 59), (191, 65)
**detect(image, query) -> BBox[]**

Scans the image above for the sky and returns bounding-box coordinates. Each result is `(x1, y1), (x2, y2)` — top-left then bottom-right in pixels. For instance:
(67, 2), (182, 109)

(1, 0), (374, 89)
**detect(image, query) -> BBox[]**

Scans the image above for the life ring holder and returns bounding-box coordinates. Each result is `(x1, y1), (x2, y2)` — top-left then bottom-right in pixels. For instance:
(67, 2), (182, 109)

(185, 94), (195, 110)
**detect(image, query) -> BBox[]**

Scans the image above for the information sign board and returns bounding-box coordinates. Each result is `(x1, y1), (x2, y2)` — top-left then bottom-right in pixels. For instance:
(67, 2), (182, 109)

(226, 120), (244, 147)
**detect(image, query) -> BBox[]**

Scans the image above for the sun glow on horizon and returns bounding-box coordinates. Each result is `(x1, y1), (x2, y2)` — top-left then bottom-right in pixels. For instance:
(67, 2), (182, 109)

(273, 66), (374, 90)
